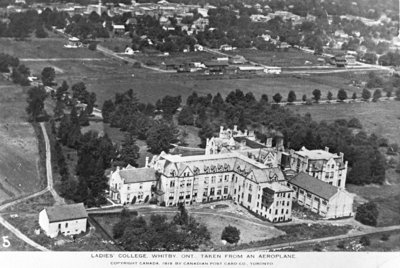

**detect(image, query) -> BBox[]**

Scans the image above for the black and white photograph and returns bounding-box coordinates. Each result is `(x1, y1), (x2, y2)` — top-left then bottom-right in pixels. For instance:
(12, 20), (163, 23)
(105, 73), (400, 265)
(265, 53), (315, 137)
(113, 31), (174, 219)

(0, 0), (399, 267)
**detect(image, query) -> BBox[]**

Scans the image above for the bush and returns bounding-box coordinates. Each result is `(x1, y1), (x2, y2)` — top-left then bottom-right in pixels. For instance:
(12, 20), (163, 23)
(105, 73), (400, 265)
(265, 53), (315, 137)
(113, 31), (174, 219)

(160, 201), (166, 207)
(88, 43), (97, 51)
(221, 225), (240, 244)
(380, 233), (390, 241)
(347, 118), (362, 129)
(133, 62), (141, 68)
(355, 202), (379, 226)
(337, 240), (346, 249)
(360, 236), (370, 246)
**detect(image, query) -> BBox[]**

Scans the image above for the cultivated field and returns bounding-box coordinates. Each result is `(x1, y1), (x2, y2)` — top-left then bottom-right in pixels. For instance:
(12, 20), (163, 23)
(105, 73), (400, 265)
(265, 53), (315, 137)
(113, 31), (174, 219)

(0, 79), (43, 204)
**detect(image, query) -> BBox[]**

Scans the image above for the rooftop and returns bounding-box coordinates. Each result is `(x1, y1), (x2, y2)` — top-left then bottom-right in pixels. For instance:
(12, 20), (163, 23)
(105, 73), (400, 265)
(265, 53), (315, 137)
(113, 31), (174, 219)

(119, 167), (157, 183)
(45, 203), (87, 223)
(296, 147), (339, 161)
(264, 182), (293, 193)
(289, 172), (338, 200)
(233, 136), (267, 149)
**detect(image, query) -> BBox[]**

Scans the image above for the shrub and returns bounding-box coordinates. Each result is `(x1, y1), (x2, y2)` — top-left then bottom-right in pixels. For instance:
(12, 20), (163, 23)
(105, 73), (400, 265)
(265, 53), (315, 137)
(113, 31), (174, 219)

(360, 236), (370, 246)
(355, 202), (379, 226)
(337, 240), (346, 249)
(221, 225), (240, 244)
(88, 43), (97, 51)
(347, 118), (362, 129)
(133, 62), (141, 68)
(160, 201), (166, 207)
(380, 233), (390, 241)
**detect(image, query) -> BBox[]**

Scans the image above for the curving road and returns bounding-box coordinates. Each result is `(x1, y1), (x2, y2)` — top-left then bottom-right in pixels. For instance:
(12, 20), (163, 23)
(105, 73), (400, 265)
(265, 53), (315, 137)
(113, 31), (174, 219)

(0, 122), (62, 251)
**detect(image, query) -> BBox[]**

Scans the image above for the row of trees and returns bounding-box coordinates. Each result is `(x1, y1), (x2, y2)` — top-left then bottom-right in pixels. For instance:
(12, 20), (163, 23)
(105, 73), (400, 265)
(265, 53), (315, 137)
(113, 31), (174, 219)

(174, 89), (387, 185)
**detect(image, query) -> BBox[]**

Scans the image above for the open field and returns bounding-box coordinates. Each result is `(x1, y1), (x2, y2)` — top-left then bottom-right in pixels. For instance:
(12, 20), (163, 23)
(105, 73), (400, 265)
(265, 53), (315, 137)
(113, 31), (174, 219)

(134, 51), (216, 67)
(0, 79), (43, 204)
(226, 48), (325, 67)
(288, 101), (400, 146)
(292, 229), (400, 251)
(0, 38), (104, 59)
(0, 224), (37, 251)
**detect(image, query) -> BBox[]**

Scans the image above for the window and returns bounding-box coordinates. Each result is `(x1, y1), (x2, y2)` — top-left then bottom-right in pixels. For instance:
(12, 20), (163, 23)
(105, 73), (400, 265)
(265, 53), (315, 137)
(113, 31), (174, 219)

(282, 193), (285, 198)
(248, 194), (252, 203)
(203, 188), (208, 197)
(139, 184), (143, 189)
(281, 209), (284, 214)
(170, 181), (175, 187)
(217, 189), (222, 195)
(224, 187), (228, 194)
(314, 197), (319, 202)
(58, 224), (61, 229)
(288, 193), (291, 198)
(286, 209), (289, 214)
(210, 187), (215, 196)
(299, 189), (304, 195)
(211, 176), (216, 183)
(193, 191), (197, 197)
(225, 175), (229, 182)
(204, 177), (208, 184)
(127, 185), (130, 191)
(249, 184), (252, 192)
(186, 182), (192, 187)
(234, 189), (236, 194)
(219, 175), (222, 182)
(275, 209), (278, 215)
(322, 200), (327, 206)
(179, 192), (184, 199)
(186, 194), (191, 199)
(65, 223), (68, 228)
(257, 202), (259, 207)
(138, 192), (144, 199)
(258, 194), (260, 199)
(287, 201), (290, 206)
(329, 182), (333, 185)
(307, 193), (312, 198)
(338, 180), (341, 187)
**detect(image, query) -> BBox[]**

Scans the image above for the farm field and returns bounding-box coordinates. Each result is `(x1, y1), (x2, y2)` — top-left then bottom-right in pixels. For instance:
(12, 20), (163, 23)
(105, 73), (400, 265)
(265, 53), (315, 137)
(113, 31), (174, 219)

(225, 48), (325, 67)
(0, 79), (43, 205)
(0, 38), (104, 59)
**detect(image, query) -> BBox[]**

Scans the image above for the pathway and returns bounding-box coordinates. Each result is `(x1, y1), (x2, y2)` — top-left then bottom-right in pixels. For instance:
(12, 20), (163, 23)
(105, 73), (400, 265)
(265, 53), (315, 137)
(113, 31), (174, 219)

(20, 58), (107, 62)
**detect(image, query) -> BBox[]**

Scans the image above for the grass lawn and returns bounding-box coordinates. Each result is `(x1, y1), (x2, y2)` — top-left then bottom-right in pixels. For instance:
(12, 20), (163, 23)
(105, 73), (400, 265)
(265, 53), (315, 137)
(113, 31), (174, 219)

(93, 207), (285, 247)
(0, 38), (104, 59)
(4, 192), (55, 214)
(134, 51), (216, 67)
(226, 48), (324, 67)
(0, 224), (37, 251)
(0, 79), (43, 204)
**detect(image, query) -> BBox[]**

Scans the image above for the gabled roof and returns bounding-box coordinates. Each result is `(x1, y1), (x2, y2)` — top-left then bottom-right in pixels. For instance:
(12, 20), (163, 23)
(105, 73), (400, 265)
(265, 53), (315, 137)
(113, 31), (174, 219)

(289, 172), (338, 200)
(119, 167), (157, 183)
(45, 203), (87, 223)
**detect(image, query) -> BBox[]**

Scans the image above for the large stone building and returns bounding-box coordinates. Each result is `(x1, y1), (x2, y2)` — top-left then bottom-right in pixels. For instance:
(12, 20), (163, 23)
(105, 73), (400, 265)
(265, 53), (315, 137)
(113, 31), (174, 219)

(287, 173), (354, 219)
(108, 165), (158, 205)
(286, 146), (348, 189)
(147, 151), (293, 223)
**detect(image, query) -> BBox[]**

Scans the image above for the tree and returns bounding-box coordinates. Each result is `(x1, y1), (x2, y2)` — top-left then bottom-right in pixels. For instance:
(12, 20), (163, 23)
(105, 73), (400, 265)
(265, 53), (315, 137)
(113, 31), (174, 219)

(53, 99), (65, 119)
(272, 93), (282, 103)
(41, 67), (56, 86)
(173, 203), (189, 225)
(396, 88), (400, 100)
(55, 80), (69, 101)
(221, 225), (240, 244)
(71, 82), (90, 103)
(35, 24), (48, 38)
(362, 88), (371, 101)
(102, 100), (115, 123)
(26, 86), (47, 122)
(302, 94), (307, 102)
(287, 90), (296, 103)
(352, 92), (357, 101)
(327, 91), (333, 102)
(312, 89), (321, 102)
(360, 236), (371, 246)
(337, 89), (347, 101)
(372, 89), (382, 102)
(119, 132), (140, 167)
(355, 202), (379, 226)
(146, 121), (178, 154)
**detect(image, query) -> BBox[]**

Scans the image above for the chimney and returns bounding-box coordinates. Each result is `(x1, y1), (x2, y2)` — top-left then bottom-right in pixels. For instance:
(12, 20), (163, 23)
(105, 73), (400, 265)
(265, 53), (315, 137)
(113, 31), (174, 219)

(244, 130), (248, 136)
(145, 157), (149, 167)
(339, 152), (344, 160)
(325, 146), (329, 152)
(266, 138), (272, 148)
(233, 125), (238, 132)
(220, 125), (224, 133)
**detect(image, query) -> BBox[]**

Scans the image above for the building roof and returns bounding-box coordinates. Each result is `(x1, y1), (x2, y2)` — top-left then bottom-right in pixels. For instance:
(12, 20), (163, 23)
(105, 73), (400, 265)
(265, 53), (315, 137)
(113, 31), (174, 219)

(233, 136), (266, 149)
(264, 182), (293, 193)
(296, 147), (339, 161)
(169, 146), (205, 157)
(119, 167), (158, 184)
(204, 61), (229, 67)
(289, 172), (338, 200)
(45, 203), (87, 223)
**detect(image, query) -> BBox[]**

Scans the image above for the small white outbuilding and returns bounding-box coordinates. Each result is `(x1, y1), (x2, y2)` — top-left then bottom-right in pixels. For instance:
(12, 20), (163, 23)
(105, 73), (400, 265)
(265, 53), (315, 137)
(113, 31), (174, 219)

(39, 203), (88, 238)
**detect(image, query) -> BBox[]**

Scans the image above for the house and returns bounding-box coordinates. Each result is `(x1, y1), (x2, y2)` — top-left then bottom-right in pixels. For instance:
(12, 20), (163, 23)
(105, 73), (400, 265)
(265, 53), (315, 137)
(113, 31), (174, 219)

(108, 165), (159, 205)
(220, 44), (234, 51)
(237, 65), (265, 75)
(192, 17), (209, 31)
(194, 44), (204, 51)
(160, 61), (181, 70)
(204, 61), (229, 73)
(332, 55), (347, 67)
(261, 182), (293, 222)
(113, 25), (125, 35)
(64, 37), (82, 48)
(287, 146), (348, 189)
(229, 55), (247, 65)
(263, 66), (282, 74)
(345, 54), (357, 65)
(39, 203), (88, 238)
(287, 173), (354, 219)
